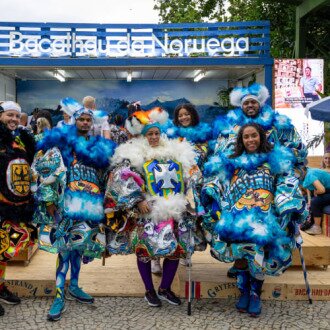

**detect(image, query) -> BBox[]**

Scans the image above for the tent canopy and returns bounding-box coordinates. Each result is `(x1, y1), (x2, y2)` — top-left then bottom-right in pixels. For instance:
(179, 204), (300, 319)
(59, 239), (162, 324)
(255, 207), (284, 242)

(306, 96), (330, 122)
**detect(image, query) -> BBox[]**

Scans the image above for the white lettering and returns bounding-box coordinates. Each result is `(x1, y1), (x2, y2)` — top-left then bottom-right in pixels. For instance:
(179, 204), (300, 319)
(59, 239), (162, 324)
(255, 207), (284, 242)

(38, 38), (51, 53)
(7, 30), (250, 58)
(169, 39), (183, 54)
(236, 37), (249, 52)
(9, 31), (24, 53)
(206, 38), (220, 55)
(221, 37), (235, 56)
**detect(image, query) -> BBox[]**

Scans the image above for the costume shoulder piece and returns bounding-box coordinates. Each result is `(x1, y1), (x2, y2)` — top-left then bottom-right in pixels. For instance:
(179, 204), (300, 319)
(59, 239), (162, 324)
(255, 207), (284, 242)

(111, 135), (196, 176)
(38, 125), (116, 169)
(165, 122), (212, 143)
(204, 145), (295, 179)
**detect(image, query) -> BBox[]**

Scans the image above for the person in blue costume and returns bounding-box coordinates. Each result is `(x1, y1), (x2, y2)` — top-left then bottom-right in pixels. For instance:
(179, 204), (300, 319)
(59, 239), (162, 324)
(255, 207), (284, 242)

(302, 167), (330, 235)
(32, 107), (116, 322)
(202, 123), (307, 317)
(0, 101), (37, 317)
(210, 83), (307, 278)
(105, 107), (198, 307)
(164, 103), (212, 268)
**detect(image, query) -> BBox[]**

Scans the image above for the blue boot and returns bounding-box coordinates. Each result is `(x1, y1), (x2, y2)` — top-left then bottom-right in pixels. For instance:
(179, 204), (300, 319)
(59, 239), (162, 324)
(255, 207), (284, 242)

(248, 276), (264, 317)
(235, 270), (250, 313)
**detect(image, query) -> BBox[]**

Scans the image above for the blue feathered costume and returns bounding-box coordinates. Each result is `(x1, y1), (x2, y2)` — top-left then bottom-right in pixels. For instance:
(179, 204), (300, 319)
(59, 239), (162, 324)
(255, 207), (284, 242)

(212, 84), (307, 180)
(202, 144), (308, 278)
(33, 124), (116, 257)
(32, 121), (116, 316)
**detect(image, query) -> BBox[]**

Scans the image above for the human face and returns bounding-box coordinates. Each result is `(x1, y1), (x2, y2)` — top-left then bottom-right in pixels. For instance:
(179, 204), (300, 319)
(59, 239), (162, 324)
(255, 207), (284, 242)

(177, 108), (192, 127)
(0, 110), (20, 131)
(76, 114), (93, 136)
(242, 99), (260, 118)
(242, 126), (261, 153)
(324, 153), (330, 168)
(305, 67), (311, 77)
(145, 127), (160, 147)
(63, 112), (71, 123)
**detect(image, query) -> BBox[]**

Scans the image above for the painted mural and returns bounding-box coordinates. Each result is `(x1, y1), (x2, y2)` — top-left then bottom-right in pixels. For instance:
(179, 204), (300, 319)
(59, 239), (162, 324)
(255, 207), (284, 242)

(17, 79), (227, 123)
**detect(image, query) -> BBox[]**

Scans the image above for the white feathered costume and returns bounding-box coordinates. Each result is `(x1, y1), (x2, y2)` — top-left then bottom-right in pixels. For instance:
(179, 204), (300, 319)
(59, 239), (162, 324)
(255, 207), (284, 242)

(105, 128), (198, 260)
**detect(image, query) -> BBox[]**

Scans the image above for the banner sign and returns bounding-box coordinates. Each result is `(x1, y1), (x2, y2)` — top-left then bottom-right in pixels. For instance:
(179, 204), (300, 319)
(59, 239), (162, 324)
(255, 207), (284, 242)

(0, 21), (270, 59)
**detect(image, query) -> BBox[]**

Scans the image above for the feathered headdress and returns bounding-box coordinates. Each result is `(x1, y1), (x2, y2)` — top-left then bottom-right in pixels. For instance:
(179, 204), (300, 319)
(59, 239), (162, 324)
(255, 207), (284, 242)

(230, 83), (270, 107)
(60, 97), (108, 124)
(125, 107), (169, 135)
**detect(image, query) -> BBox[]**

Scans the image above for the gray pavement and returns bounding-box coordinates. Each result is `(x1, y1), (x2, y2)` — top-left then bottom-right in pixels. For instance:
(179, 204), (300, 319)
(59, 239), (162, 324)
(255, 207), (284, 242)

(1, 297), (329, 330)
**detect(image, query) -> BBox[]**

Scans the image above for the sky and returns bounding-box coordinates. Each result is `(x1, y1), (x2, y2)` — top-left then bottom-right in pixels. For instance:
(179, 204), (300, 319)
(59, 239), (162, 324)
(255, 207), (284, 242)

(0, 0), (160, 24)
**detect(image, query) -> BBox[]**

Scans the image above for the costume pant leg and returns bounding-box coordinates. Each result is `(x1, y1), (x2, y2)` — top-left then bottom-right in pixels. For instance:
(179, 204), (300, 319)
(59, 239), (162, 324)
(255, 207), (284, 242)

(0, 262), (6, 288)
(69, 250), (82, 288)
(55, 252), (70, 299)
(160, 258), (179, 290)
(136, 258), (154, 291)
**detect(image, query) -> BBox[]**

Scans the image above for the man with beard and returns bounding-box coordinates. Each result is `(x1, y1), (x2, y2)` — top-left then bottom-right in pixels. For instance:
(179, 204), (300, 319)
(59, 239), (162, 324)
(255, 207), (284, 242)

(0, 101), (36, 316)
(205, 83), (307, 278)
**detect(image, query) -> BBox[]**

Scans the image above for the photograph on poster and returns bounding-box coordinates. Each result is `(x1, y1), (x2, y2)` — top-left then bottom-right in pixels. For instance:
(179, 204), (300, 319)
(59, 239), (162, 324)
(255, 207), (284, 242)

(274, 59), (324, 156)
(274, 59), (323, 109)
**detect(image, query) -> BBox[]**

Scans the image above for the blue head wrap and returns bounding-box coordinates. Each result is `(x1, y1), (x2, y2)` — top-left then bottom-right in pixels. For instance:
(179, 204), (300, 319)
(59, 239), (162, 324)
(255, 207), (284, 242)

(73, 108), (94, 121)
(142, 122), (161, 135)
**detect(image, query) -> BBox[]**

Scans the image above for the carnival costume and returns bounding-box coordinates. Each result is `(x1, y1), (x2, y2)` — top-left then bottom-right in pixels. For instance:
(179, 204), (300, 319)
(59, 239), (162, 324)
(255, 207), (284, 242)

(104, 108), (198, 306)
(32, 106), (115, 321)
(105, 108), (197, 258)
(204, 144), (307, 274)
(205, 84), (307, 271)
(0, 122), (37, 261)
(212, 84), (307, 178)
(164, 121), (212, 249)
(0, 101), (37, 315)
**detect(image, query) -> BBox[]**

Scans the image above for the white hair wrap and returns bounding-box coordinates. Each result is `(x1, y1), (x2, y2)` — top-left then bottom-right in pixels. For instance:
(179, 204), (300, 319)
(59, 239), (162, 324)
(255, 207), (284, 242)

(0, 101), (21, 114)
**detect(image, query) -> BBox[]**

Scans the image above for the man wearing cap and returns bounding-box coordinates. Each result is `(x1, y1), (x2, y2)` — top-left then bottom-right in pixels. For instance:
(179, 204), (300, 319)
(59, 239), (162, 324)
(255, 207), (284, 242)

(204, 83), (307, 277)
(33, 107), (115, 321)
(0, 101), (37, 316)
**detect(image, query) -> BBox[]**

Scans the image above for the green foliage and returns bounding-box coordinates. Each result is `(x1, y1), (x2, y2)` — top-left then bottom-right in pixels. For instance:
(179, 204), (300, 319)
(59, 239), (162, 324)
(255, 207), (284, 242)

(154, 0), (227, 23)
(154, 0), (329, 94)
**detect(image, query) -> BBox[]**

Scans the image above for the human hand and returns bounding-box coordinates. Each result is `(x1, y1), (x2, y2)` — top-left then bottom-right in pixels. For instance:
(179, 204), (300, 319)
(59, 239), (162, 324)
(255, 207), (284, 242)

(137, 200), (150, 214)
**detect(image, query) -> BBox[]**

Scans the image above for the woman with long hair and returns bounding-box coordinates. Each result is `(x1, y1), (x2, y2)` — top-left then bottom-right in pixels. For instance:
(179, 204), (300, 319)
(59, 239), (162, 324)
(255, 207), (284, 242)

(202, 123), (307, 317)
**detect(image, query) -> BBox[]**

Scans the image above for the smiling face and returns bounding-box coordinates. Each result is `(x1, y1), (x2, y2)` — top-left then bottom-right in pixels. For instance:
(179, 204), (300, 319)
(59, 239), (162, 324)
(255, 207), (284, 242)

(177, 108), (192, 127)
(0, 110), (21, 131)
(323, 153), (330, 168)
(75, 114), (93, 136)
(242, 126), (261, 153)
(242, 98), (260, 118)
(145, 127), (160, 147)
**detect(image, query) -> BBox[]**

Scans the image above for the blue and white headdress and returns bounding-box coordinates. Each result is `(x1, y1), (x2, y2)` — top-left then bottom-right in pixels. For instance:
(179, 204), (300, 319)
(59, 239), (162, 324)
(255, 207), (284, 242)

(230, 83), (270, 107)
(73, 108), (94, 121)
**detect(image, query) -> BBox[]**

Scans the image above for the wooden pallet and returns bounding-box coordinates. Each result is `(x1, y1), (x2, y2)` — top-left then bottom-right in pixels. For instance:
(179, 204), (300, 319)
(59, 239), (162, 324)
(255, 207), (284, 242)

(4, 244), (330, 301)
(292, 232), (330, 268)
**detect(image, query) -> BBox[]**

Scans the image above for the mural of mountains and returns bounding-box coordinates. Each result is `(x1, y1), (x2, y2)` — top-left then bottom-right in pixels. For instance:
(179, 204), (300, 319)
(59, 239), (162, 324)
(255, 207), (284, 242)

(95, 97), (226, 123)
(45, 97), (227, 126)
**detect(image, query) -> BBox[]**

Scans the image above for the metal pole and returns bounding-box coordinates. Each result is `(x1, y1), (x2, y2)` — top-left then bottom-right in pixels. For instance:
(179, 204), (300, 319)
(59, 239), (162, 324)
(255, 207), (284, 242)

(296, 232), (312, 304)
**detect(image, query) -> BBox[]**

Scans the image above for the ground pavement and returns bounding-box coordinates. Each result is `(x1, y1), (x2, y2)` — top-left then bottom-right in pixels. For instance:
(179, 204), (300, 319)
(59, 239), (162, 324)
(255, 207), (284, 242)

(1, 297), (329, 330)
